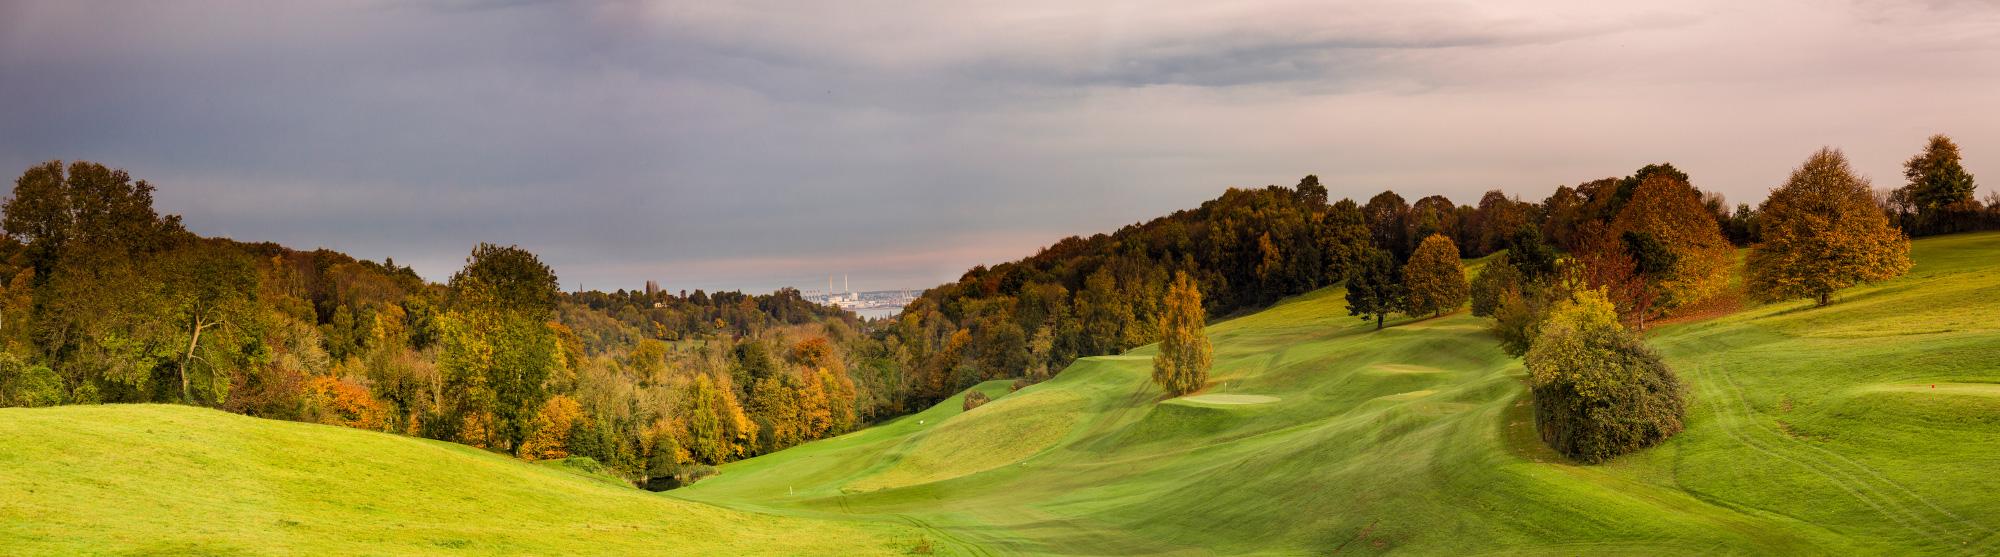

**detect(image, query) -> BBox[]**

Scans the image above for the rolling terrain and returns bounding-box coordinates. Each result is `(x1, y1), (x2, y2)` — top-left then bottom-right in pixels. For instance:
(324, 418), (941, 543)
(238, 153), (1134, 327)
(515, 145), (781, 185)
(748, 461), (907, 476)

(0, 405), (924, 555)
(3, 232), (1997, 555)
(674, 231), (2000, 555)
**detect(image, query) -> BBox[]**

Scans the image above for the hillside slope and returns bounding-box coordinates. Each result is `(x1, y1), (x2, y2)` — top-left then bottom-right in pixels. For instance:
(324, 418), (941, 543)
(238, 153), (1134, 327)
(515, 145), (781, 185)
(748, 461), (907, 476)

(675, 231), (2000, 555)
(4, 232), (1995, 555)
(0, 405), (922, 556)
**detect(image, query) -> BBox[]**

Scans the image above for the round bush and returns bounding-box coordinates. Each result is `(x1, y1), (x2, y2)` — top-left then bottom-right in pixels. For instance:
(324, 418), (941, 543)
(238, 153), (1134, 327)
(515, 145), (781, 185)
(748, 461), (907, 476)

(1525, 290), (1686, 463)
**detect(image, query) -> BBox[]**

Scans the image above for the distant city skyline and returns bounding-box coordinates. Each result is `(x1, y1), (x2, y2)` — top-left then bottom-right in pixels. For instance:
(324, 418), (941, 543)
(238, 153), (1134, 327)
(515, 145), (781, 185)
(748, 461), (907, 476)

(4, 1), (1996, 294)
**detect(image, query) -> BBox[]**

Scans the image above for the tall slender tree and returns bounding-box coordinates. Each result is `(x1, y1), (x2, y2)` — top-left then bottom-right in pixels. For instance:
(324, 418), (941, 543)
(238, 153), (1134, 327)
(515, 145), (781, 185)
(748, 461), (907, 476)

(1151, 272), (1211, 397)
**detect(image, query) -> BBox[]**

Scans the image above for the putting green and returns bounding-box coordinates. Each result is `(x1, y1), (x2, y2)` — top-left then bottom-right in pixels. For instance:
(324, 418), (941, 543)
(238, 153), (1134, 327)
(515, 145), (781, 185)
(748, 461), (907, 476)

(1173, 393), (1279, 405)
(1858, 382), (2000, 396)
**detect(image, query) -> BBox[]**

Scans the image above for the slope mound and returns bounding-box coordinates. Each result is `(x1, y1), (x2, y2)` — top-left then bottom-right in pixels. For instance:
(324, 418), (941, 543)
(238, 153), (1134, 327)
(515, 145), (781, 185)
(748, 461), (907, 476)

(0, 405), (917, 556)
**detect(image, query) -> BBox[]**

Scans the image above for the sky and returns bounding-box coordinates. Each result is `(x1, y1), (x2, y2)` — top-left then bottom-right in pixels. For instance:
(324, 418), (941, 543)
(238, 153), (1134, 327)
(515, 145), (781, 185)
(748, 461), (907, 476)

(3, 0), (1998, 294)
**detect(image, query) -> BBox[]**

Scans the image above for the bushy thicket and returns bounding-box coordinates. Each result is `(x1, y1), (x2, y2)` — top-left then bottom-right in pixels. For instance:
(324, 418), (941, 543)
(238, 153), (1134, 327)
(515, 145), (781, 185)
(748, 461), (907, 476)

(1524, 290), (1686, 463)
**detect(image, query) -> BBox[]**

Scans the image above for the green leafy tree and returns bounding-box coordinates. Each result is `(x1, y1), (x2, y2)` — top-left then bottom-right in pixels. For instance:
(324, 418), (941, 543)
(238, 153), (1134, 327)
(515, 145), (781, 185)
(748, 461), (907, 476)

(449, 243), (559, 316)
(1525, 289), (1686, 464)
(1749, 148), (1913, 306)
(0, 351), (63, 407)
(1345, 250), (1405, 330)
(158, 242), (260, 404)
(1898, 134), (1979, 234)
(1470, 253), (1522, 319)
(1318, 199), (1372, 284)
(1151, 272), (1211, 397)
(1363, 191), (1410, 259)
(1075, 268), (1130, 355)
(2, 161), (184, 281)
(439, 243), (562, 450)
(683, 373), (757, 464)
(1402, 234), (1468, 317)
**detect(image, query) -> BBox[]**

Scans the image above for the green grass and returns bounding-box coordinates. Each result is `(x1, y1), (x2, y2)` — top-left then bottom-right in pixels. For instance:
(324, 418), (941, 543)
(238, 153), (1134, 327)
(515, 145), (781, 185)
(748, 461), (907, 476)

(674, 231), (2000, 555)
(5, 232), (1998, 555)
(0, 405), (924, 556)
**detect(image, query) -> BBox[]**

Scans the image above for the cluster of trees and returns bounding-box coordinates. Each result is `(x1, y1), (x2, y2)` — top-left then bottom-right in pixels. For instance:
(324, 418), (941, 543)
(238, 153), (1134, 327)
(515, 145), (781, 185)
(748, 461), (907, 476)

(881, 135), (1973, 412)
(891, 177), (1559, 410)
(1884, 135), (1993, 237)
(0, 161), (900, 488)
(1344, 233), (1471, 329)
(1465, 146), (1917, 462)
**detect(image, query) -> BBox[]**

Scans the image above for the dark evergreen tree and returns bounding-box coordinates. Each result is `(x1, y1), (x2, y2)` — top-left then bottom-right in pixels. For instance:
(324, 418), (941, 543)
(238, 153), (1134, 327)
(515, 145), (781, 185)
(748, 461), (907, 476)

(1345, 250), (1405, 330)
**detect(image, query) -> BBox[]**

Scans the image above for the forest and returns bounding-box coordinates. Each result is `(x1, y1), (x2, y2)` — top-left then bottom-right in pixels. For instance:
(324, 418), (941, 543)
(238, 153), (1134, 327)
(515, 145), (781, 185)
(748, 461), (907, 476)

(0, 135), (1990, 487)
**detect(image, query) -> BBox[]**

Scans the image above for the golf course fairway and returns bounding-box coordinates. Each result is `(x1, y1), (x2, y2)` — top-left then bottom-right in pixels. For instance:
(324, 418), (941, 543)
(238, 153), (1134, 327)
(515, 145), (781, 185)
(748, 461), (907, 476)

(3, 232), (1997, 555)
(675, 231), (2000, 555)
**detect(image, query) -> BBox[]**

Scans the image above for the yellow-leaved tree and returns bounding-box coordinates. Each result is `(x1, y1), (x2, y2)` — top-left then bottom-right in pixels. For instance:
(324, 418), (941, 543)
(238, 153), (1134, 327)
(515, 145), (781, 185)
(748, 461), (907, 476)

(1749, 148), (1912, 306)
(1151, 271), (1211, 397)
(1402, 234), (1469, 317)
(516, 395), (584, 460)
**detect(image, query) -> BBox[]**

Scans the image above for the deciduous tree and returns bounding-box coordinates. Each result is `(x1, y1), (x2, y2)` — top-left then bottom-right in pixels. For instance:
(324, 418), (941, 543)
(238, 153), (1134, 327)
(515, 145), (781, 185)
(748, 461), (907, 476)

(1898, 134), (1979, 235)
(1608, 172), (1733, 311)
(1345, 250), (1405, 330)
(1151, 272), (1211, 397)
(1749, 148), (1912, 306)
(1402, 234), (1468, 317)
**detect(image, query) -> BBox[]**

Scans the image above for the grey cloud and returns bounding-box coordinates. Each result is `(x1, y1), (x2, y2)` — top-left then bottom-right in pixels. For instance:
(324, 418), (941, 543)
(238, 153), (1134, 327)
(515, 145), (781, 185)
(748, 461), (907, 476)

(2, 0), (1997, 293)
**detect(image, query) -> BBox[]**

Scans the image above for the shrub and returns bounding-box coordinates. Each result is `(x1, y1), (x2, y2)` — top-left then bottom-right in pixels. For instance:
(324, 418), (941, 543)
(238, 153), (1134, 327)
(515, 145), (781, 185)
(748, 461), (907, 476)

(962, 390), (991, 411)
(643, 463), (719, 491)
(0, 353), (62, 408)
(1525, 289), (1686, 463)
(303, 375), (389, 431)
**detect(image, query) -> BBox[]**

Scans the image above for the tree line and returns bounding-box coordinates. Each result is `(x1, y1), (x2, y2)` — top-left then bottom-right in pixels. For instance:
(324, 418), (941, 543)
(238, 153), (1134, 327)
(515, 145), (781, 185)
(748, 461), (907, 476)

(0, 134), (1978, 476)
(0, 161), (898, 487)
(902, 139), (1962, 464)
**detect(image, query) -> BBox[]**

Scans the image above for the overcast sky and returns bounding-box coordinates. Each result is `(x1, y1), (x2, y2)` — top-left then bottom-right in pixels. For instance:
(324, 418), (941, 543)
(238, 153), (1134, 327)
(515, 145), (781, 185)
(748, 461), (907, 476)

(3, 1), (1997, 293)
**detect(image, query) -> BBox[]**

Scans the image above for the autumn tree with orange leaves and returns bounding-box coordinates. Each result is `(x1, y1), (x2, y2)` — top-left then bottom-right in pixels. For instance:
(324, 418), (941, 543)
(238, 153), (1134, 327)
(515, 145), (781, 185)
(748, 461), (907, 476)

(1749, 148), (1912, 306)
(1605, 172), (1733, 314)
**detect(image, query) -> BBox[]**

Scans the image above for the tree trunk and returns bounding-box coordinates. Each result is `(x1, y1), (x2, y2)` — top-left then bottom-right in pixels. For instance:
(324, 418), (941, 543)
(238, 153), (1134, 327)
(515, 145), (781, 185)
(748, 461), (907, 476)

(179, 317), (210, 403)
(1817, 292), (1831, 307)
(1375, 313), (1384, 330)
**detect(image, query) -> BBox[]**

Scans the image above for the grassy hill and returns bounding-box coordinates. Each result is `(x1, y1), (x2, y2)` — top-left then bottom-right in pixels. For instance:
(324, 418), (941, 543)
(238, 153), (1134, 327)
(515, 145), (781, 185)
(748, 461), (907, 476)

(4, 232), (1997, 555)
(0, 405), (924, 556)
(673, 231), (2000, 555)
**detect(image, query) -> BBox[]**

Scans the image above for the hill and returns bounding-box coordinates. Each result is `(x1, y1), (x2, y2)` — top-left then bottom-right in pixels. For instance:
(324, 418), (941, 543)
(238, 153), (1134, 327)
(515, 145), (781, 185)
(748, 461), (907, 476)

(0, 404), (923, 555)
(672, 231), (2000, 555)
(4, 232), (1996, 555)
